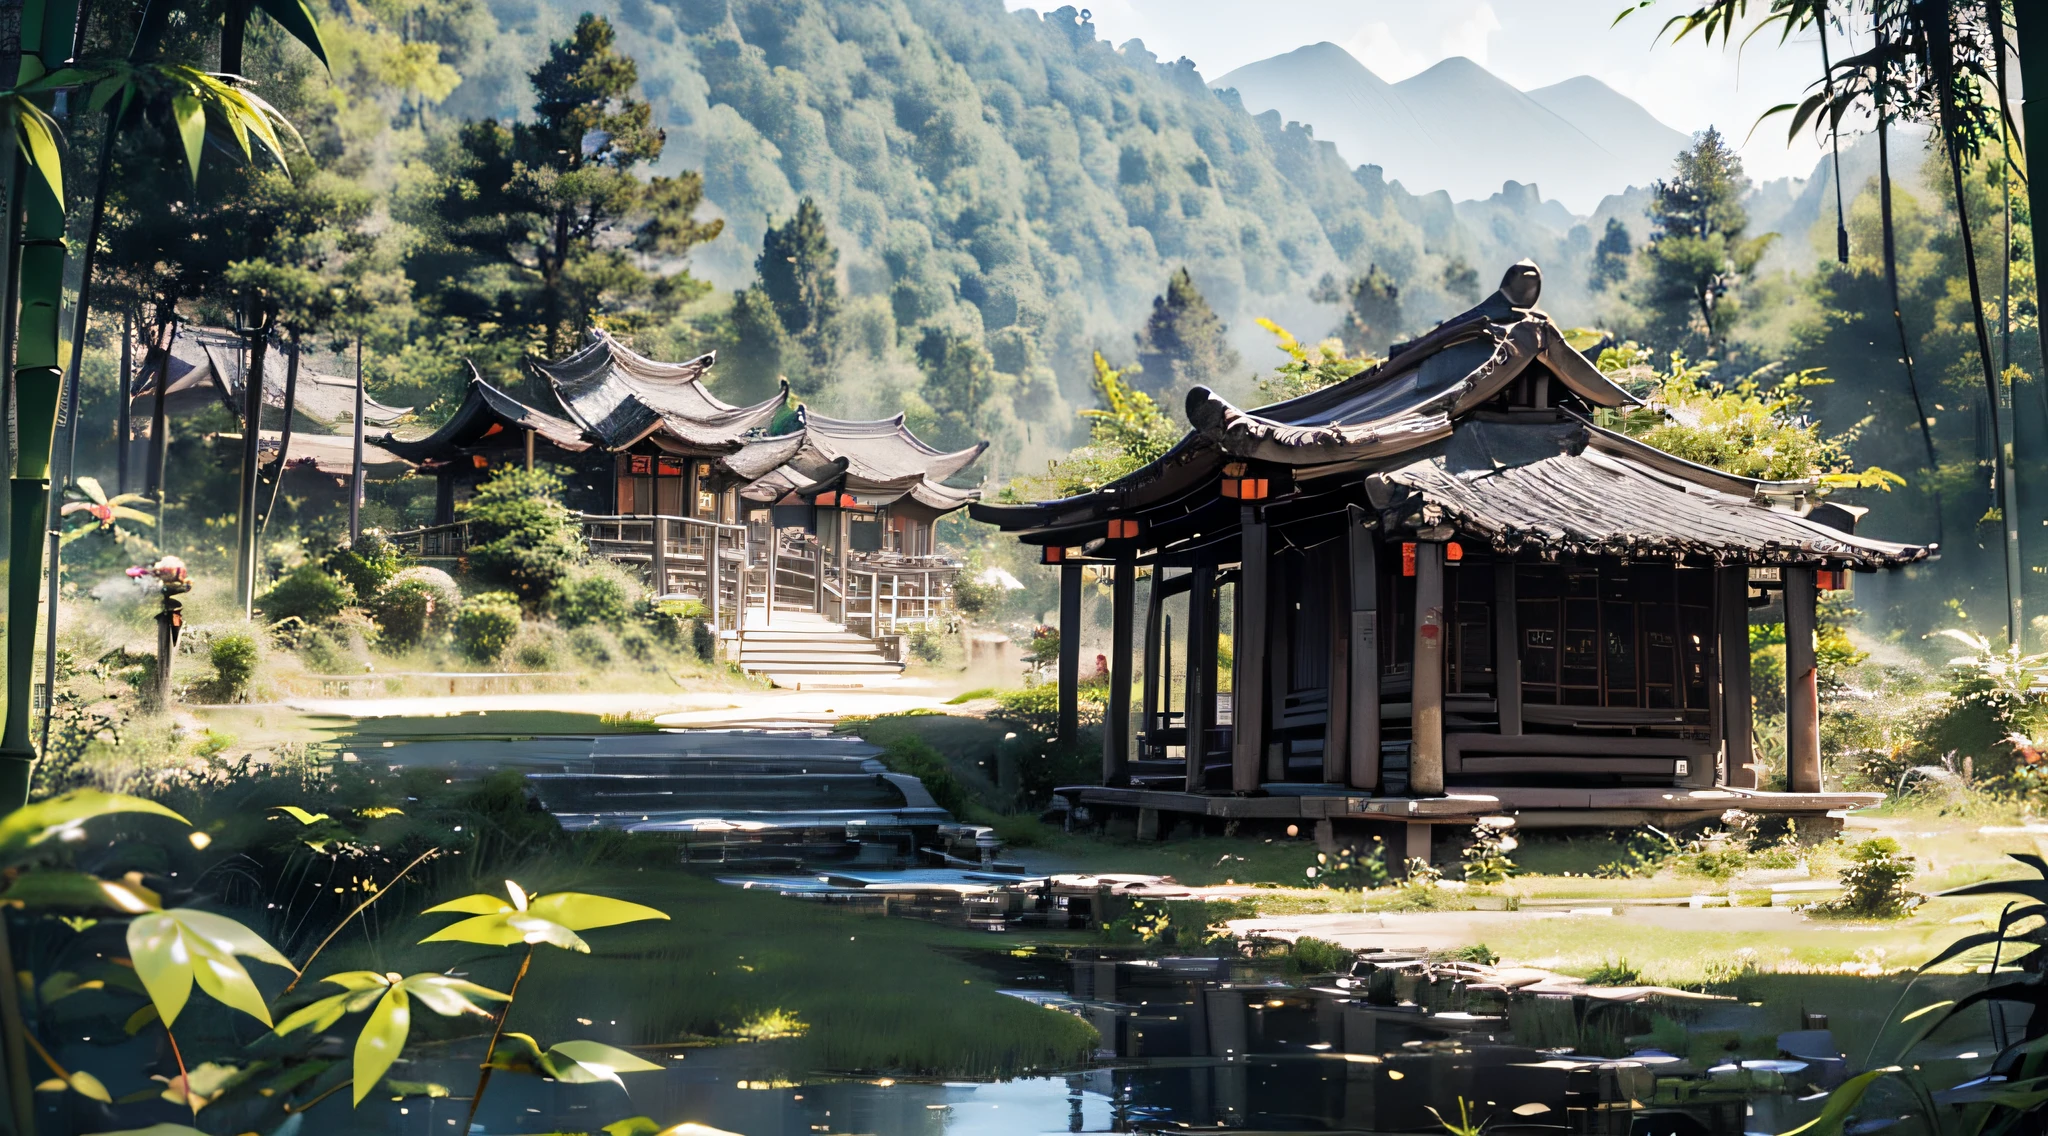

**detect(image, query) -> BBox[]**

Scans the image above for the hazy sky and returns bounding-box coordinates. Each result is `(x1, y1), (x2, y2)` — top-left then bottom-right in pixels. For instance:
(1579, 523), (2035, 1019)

(1005, 0), (1861, 185)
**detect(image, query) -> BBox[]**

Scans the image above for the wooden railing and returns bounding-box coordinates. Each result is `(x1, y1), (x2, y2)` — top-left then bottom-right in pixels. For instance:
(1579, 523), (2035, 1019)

(390, 515), (962, 640)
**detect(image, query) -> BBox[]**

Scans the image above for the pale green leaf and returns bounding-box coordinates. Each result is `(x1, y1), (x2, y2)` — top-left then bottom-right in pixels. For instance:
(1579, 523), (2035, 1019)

(126, 909), (291, 1027)
(123, 1003), (159, 1035)
(418, 912), (527, 947)
(38, 971), (103, 1006)
(86, 74), (127, 114)
(1776, 1067), (1897, 1136)
(527, 892), (669, 932)
(186, 933), (274, 1027)
(422, 892), (509, 916)
(273, 805), (329, 826)
(63, 1069), (111, 1102)
(272, 991), (352, 1038)
(171, 92), (204, 186)
(173, 909), (294, 970)
(319, 970), (394, 993)
(251, 0), (330, 67)
(399, 974), (507, 1017)
(0, 789), (186, 857)
(352, 985), (410, 1105)
(2, 871), (159, 913)
(509, 914), (589, 952)
(13, 100), (62, 203)
(81, 1123), (211, 1136)
(549, 1039), (661, 1076)
(603, 1120), (662, 1136)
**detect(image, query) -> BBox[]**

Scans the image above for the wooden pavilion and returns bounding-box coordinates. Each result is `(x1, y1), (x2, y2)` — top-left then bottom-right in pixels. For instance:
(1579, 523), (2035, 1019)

(385, 330), (985, 662)
(970, 261), (1930, 847)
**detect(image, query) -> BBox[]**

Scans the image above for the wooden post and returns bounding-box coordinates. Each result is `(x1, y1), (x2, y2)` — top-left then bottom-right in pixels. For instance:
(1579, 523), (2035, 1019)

(1185, 561), (1214, 792)
(117, 310), (132, 495)
(524, 428), (535, 472)
(651, 516), (668, 597)
(739, 522), (752, 633)
(814, 514), (828, 616)
(1720, 566), (1755, 787)
(433, 470), (455, 526)
(1323, 545), (1350, 783)
(1059, 562), (1082, 748)
(765, 523), (779, 623)
(1785, 566), (1821, 792)
(1347, 508), (1381, 790)
(1410, 541), (1446, 796)
(1141, 572), (1165, 756)
(1232, 506), (1269, 793)
(709, 527), (724, 634)
(1106, 549), (1137, 786)
(835, 509), (849, 625)
(1494, 557), (1521, 735)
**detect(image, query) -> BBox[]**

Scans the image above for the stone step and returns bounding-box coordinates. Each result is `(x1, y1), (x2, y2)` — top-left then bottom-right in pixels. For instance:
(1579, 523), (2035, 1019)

(739, 658), (905, 674)
(741, 639), (880, 654)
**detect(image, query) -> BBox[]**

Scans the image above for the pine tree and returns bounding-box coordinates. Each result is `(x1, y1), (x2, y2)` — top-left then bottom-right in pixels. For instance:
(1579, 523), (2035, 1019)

(1591, 217), (1633, 291)
(757, 198), (840, 367)
(916, 326), (995, 449)
(1441, 256), (1481, 303)
(413, 14), (723, 357)
(719, 287), (800, 403)
(1328, 264), (1403, 356)
(1133, 267), (1241, 399)
(1637, 128), (1774, 353)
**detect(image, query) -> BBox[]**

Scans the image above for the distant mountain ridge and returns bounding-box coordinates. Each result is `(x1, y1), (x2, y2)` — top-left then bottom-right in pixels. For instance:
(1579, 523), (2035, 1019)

(1213, 43), (1692, 213)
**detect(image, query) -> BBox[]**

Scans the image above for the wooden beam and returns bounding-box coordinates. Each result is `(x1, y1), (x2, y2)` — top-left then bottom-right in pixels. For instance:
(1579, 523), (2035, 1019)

(1323, 544), (1349, 784)
(1059, 563), (1082, 748)
(1784, 565), (1821, 792)
(1346, 506), (1381, 790)
(1494, 557), (1521, 736)
(1720, 566), (1755, 787)
(1106, 549), (1137, 786)
(1232, 506), (1269, 793)
(1410, 541), (1446, 796)
(1185, 561), (1215, 792)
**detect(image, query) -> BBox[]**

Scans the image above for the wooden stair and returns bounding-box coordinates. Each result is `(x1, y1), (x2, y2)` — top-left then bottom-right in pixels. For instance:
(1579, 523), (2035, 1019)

(739, 610), (905, 689)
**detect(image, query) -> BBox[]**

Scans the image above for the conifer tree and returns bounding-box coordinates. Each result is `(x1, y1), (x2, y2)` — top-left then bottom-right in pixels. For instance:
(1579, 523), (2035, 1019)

(916, 327), (995, 449)
(1591, 217), (1633, 291)
(758, 198), (840, 367)
(1133, 267), (1241, 399)
(1315, 264), (1403, 356)
(1637, 128), (1774, 353)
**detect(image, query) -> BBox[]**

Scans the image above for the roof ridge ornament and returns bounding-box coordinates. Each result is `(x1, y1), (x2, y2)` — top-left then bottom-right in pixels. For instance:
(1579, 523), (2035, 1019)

(1500, 259), (1541, 310)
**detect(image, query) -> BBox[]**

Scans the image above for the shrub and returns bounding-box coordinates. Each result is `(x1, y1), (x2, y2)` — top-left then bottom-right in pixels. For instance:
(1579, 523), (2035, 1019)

(1814, 837), (1922, 919)
(256, 564), (353, 626)
(992, 683), (1103, 737)
(461, 467), (585, 606)
(553, 566), (632, 628)
(1307, 838), (1391, 890)
(453, 592), (522, 664)
(952, 575), (995, 618)
(512, 629), (559, 671)
(568, 627), (613, 665)
(373, 579), (443, 647)
(210, 633), (258, 701)
(905, 620), (949, 663)
(1287, 936), (1353, 975)
(876, 733), (967, 816)
(1460, 821), (1518, 885)
(1585, 958), (1642, 986)
(689, 619), (714, 662)
(324, 531), (405, 600)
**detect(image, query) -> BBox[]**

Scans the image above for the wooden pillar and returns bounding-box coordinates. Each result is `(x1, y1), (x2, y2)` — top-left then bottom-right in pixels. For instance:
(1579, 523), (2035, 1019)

(1323, 545), (1350, 784)
(1346, 508), (1381, 790)
(813, 511), (828, 615)
(1184, 562), (1215, 792)
(1232, 507), (1269, 793)
(1410, 541), (1446, 796)
(651, 516), (669, 597)
(1719, 566), (1755, 787)
(1141, 572), (1165, 755)
(433, 470), (455, 526)
(1785, 566), (1822, 792)
(1266, 551), (1292, 783)
(1106, 549), (1137, 786)
(1494, 557), (1521, 735)
(1058, 561), (1082, 748)
(709, 526), (723, 633)
(524, 428), (535, 471)
(765, 522), (779, 622)
(835, 509), (849, 624)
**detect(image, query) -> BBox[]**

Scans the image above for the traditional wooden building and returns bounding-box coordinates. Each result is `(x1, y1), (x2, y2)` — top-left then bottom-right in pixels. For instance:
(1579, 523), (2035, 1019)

(971, 261), (1930, 840)
(386, 330), (986, 677)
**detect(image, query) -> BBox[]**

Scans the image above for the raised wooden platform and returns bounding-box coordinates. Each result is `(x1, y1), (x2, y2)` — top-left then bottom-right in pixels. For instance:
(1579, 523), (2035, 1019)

(1058, 784), (1879, 834)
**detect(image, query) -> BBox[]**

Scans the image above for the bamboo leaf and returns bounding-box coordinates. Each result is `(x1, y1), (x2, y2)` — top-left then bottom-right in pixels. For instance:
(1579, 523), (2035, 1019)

(0, 790), (187, 857)
(418, 912), (528, 947)
(352, 985), (410, 1105)
(526, 892), (669, 931)
(421, 892), (510, 916)
(272, 805), (329, 826)
(10, 98), (61, 204)
(250, 0), (330, 67)
(544, 1039), (662, 1086)
(0, 871), (159, 913)
(66, 1069), (112, 1102)
(272, 990), (352, 1038)
(171, 92), (204, 186)
(602, 1119), (661, 1136)
(126, 909), (291, 1027)
(398, 973), (507, 1017)
(1776, 1067), (1897, 1136)
(86, 74), (127, 114)
(85, 1127), (212, 1136)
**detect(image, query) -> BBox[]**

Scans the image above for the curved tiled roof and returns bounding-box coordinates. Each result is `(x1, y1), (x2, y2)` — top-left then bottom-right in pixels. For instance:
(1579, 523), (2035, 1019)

(530, 329), (784, 451)
(380, 364), (589, 460)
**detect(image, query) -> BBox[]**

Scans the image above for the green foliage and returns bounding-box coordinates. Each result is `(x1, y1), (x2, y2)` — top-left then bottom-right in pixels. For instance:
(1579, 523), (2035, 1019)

(325, 531), (405, 600)
(209, 633), (259, 702)
(873, 733), (967, 816)
(1635, 127), (1775, 351)
(757, 197), (839, 369)
(1814, 837), (1921, 919)
(916, 325), (997, 450)
(951, 575), (995, 618)
(453, 592), (523, 663)
(461, 467), (585, 606)
(1255, 318), (1380, 403)
(372, 578), (447, 647)
(1286, 936), (1353, 975)
(1021, 352), (1182, 498)
(409, 13), (721, 356)
(993, 683), (1104, 737)
(1591, 216), (1633, 291)
(257, 563), (355, 625)
(1585, 958), (1642, 986)
(420, 878), (669, 953)
(1599, 342), (1899, 488)
(1099, 897), (1252, 950)
(273, 971), (508, 1105)
(1133, 266), (1241, 401)
(1459, 822), (1518, 885)
(1599, 824), (1688, 879)
(552, 565), (633, 629)
(1307, 838), (1391, 890)
(1313, 264), (1404, 354)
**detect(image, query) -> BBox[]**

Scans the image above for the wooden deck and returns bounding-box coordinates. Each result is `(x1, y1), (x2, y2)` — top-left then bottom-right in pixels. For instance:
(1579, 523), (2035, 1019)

(1059, 784), (1879, 847)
